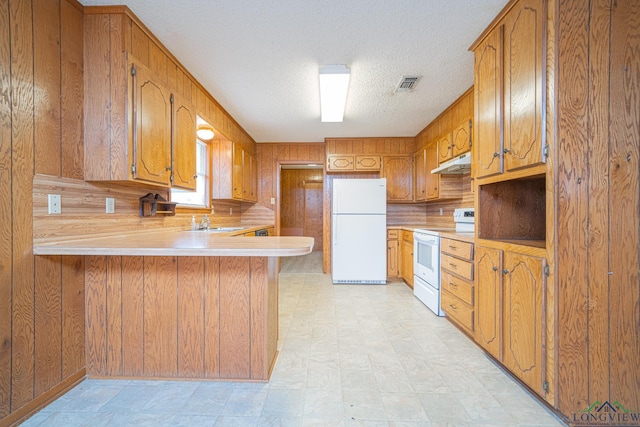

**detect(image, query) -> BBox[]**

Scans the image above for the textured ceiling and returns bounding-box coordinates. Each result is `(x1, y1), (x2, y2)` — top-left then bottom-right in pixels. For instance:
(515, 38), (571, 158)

(79, 0), (508, 142)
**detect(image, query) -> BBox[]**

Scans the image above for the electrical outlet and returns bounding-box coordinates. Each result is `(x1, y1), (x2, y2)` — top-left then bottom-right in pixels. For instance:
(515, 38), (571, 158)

(229, 207), (233, 215)
(439, 208), (443, 216)
(270, 197), (275, 205)
(48, 194), (61, 214)
(106, 197), (115, 214)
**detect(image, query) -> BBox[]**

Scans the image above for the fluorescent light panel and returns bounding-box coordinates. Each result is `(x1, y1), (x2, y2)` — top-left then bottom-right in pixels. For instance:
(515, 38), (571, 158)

(319, 64), (350, 122)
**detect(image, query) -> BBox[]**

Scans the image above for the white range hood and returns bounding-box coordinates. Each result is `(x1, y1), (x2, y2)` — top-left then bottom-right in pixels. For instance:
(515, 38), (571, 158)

(431, 152), (472, 174)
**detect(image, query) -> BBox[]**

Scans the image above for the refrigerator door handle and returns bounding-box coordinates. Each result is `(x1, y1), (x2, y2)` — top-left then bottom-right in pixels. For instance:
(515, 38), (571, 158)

(333, 216), (338, 245)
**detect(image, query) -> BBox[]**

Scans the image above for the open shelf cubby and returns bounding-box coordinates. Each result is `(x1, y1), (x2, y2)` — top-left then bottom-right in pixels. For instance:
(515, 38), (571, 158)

(478, 175), (546, 247)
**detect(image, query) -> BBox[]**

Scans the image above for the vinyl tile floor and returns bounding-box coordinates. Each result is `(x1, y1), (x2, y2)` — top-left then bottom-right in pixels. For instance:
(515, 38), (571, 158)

(21, 254), (566, 426)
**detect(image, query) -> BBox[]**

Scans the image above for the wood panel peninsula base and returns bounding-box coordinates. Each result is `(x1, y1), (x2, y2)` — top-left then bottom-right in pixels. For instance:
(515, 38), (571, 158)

(34, 233), (314, 381)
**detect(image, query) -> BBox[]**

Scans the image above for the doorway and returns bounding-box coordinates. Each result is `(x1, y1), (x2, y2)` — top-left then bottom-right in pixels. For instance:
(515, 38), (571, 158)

(279, 166), (323, 253)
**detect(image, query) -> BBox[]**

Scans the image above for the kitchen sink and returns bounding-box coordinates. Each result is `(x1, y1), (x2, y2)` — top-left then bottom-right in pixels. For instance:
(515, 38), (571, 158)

(188, 226), (246, 233)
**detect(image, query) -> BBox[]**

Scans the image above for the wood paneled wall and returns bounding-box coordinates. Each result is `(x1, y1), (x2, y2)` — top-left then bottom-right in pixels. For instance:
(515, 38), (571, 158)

(325, 137), (415, 156)
(247, 143), (325, 226)
(556, 0), (639, 416)
(1, 1), (87, 424)
(280, 169), (323, 236)
(84, 255), (278, 381)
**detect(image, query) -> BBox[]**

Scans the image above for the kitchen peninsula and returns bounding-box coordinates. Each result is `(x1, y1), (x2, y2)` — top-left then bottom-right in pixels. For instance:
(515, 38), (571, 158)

(34, 233), (314, 382)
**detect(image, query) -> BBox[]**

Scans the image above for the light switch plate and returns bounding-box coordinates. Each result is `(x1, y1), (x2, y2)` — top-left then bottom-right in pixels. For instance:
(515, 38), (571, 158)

(106, 197), (115, 213)
(48, 194), (61, 214)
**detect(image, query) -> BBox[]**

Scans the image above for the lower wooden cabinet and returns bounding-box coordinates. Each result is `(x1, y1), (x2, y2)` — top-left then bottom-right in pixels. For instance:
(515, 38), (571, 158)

(502, 251), (547, 396)
(474, 246), (502, 360)
(440, 237), (475, 335)
(399, 230), (414, 288)
(387, 229), (400, 277)
(474, 245), (547, 396)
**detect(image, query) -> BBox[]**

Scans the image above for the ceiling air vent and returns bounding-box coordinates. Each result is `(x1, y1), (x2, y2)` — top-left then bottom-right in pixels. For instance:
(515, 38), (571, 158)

(395, 75), (420, 93)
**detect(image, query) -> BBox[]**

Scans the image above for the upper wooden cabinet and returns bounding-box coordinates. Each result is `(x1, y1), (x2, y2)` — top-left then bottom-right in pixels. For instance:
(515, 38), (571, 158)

(130, 61), (172, 186)
(212, 140), (256, 202)
(413, 149), (427, 202)
(452, 119), (473, 157)
(172, 93), (197, 190)
(473, 0), (546, 180)
(418, 141), (463, 202)
(327, 154), (381, 172)
(381, 155), (413, 202)
(84, 13), (197, 188)
(437, 132), (453, 164)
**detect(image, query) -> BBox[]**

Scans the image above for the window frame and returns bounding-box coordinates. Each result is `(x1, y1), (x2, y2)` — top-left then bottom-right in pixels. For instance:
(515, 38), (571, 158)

(171, 138), (211, 211)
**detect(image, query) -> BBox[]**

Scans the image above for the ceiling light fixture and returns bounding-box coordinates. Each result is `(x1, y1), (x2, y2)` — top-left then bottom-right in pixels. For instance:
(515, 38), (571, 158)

(196, 124), (215, 141)
(319, 64), (350, 122)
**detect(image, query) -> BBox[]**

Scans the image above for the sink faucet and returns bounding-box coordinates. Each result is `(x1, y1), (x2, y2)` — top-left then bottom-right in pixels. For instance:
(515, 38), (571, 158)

(199, 214), (210, 230)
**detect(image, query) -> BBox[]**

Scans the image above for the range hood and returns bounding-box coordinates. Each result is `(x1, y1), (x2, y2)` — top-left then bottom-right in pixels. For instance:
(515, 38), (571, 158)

(431, 152), (472, 174)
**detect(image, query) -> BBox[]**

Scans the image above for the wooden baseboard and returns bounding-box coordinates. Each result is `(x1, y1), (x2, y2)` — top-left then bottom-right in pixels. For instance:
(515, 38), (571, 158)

(0, 369), (86, 427)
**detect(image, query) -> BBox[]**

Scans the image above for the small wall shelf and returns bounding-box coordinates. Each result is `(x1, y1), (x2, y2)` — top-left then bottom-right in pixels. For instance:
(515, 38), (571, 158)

(140, 193), (176, 217)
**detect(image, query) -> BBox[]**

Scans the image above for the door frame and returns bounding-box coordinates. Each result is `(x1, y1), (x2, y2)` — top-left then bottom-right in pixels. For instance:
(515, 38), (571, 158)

(275, 161), (326, 268)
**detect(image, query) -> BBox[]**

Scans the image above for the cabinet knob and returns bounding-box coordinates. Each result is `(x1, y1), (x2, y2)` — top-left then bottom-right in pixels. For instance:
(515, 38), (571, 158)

(492, 266), (498, 272)
(503, 269), (509, 274)
(193, 175), (198, 179)
(493, 152), (500, 158)
(503, 148), (511, 154)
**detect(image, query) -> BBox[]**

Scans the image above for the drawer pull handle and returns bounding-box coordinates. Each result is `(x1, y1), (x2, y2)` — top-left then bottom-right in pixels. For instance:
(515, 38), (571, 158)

(449, 282), (457, 287)
(449, 304), (457, 310)
(449, 245), (457, 250)
(449, 263), (457, 270)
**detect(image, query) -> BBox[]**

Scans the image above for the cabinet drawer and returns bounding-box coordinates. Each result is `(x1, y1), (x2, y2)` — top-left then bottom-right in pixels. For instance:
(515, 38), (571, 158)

(441, 270), (474, 306)
(441, 253), (473, 280)
(401, 230), (414, 243)
(387, 229), (399, 239)
(441, 238), (473, 260)
(442, 289), (474, 332)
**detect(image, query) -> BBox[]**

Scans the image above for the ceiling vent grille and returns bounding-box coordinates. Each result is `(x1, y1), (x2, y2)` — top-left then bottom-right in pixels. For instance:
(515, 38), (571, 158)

(395, 75), (420, 92)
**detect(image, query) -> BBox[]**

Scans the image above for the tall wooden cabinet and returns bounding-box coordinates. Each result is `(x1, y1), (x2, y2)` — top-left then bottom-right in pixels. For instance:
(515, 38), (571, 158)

(471, 0), (551, 406)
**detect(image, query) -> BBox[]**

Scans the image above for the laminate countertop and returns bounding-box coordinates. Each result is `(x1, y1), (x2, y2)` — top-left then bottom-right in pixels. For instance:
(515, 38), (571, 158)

(387, 225), (475, 243)
(33, 231), (315, 257)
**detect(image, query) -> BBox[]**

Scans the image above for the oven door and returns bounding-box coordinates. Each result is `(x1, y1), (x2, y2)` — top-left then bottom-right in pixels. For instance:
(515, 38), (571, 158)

(413, 231), (440, 287)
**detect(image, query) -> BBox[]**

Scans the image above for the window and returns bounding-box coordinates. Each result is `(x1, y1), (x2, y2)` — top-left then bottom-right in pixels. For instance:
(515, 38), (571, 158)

(171, 140), (209, 207)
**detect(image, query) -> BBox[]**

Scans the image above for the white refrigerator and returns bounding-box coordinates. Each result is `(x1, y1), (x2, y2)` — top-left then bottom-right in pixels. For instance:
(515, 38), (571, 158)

(331, 178), (387, 284)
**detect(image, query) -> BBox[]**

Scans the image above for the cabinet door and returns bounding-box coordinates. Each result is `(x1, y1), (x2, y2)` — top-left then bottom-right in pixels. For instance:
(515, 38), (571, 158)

(503, 0), (545, 171)
(474, 25), (503, 179)
(452, 119), (472, 157)
(232, 143), (243, 199)
(387, 239), (399, 277)
(475, 246), (502, 360)
(503, 252), (546, 395)
(414, 149), (426, 201)
(131, 62), (172, 186)
(172, 93), (197, 190)
(242, 151), (252, 200)
(437, 133), (453, 163)
(355, 155), (381, 171)
(425, 143), (439, 200)
(327, 155), (354, 171)
(250, 154), (258, 201)
(382, 156), (413, 202)
(400, 239), (414, 287)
